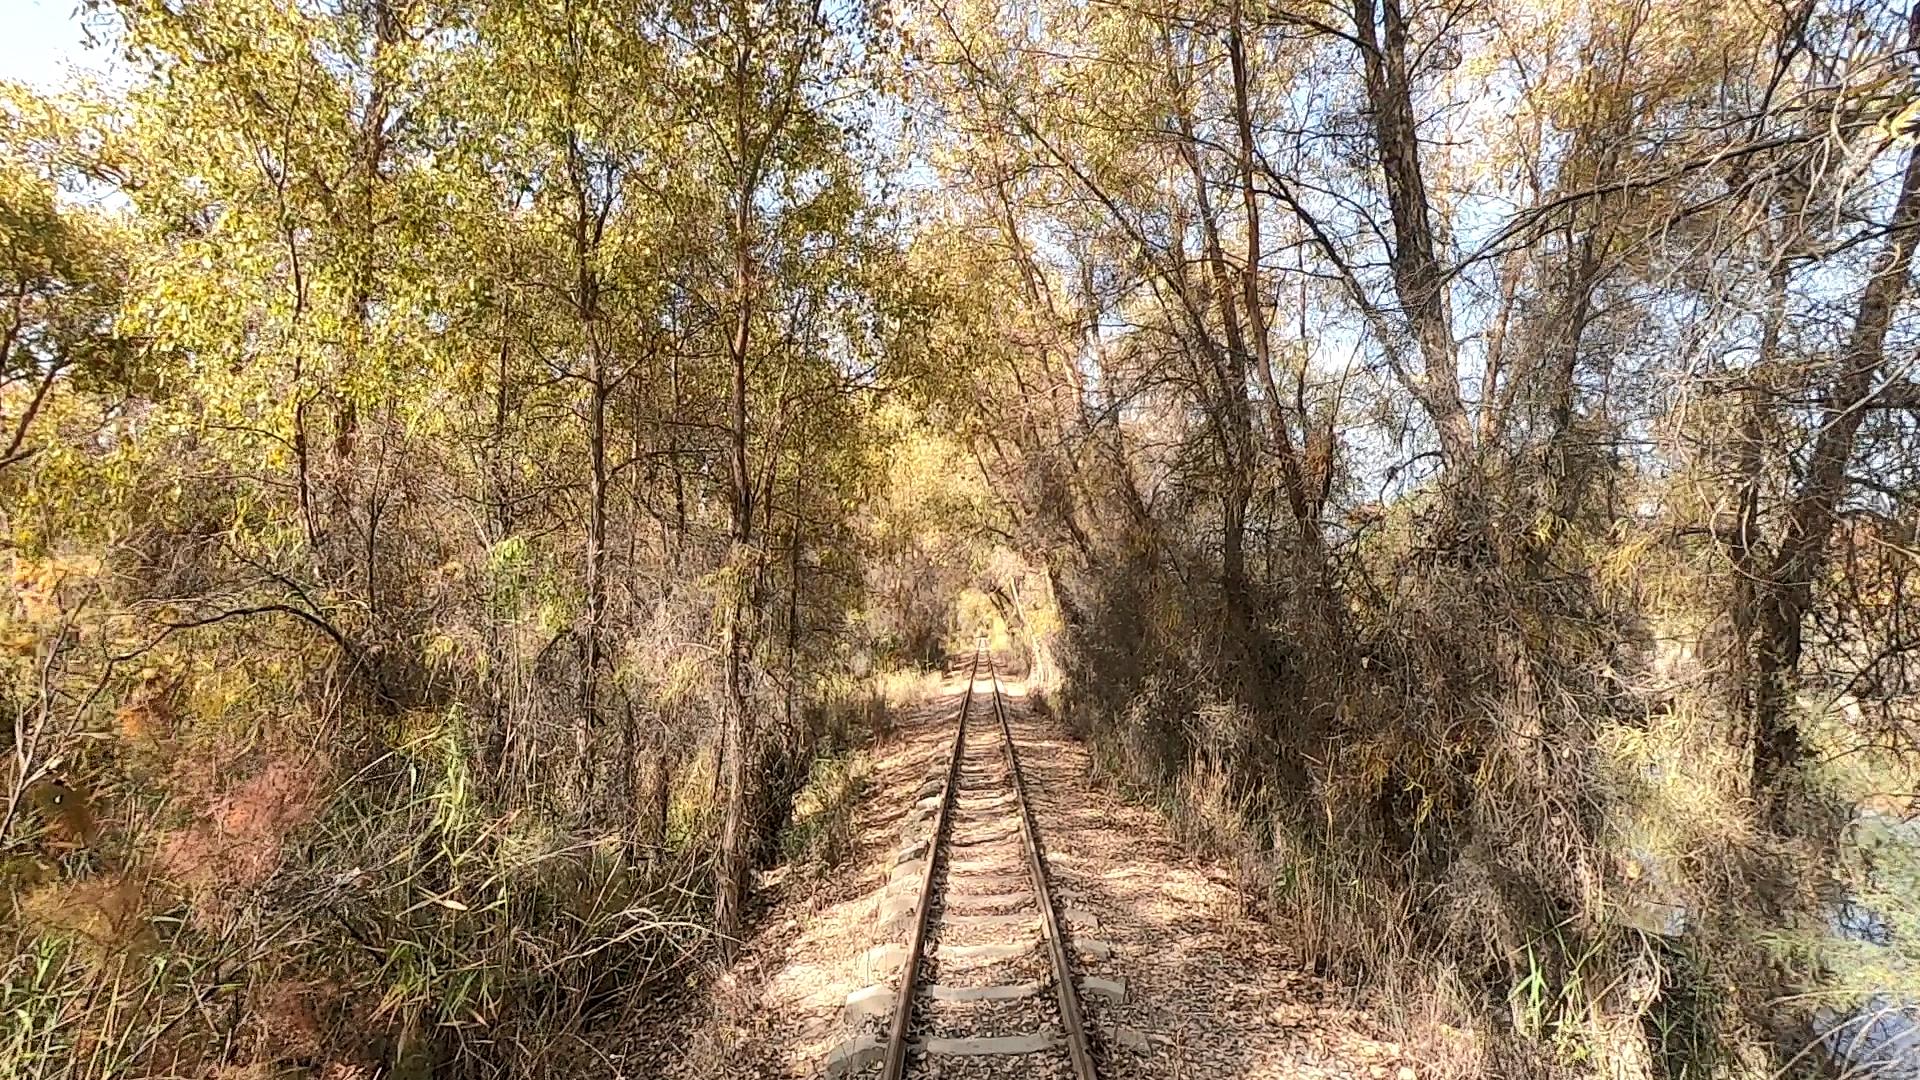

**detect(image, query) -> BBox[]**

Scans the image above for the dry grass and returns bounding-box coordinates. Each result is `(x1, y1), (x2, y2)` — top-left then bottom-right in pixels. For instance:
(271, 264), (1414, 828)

(1014, 485), (1891, 1080)
(0, 641), (931, 1080)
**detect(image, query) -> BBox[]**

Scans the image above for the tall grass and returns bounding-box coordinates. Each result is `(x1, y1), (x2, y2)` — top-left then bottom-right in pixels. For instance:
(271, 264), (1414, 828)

(1, 625), (923, 1079)
(1015, 485), (1913, 1079)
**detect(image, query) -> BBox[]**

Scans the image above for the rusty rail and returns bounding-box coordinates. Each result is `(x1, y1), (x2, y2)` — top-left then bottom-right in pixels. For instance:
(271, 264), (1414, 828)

(881, 650), (976, 1080)
(986, 653), (1099, 1080)
(879, 650), (1097, 1080)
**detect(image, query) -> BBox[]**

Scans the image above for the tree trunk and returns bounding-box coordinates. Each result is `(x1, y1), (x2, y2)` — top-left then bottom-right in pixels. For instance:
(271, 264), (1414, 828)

(484, 301), (517, 784)
(1170, 99), (1255, 619)
(1352, 0), (1475, 470)
(637, 750), (672, 854)
(1226, 11), (1321, 552)
(715, 36), (760, 939)
(581, 354), (608, 814)
(568, 119), (610, 818)
(1750, 129), (1920, 798)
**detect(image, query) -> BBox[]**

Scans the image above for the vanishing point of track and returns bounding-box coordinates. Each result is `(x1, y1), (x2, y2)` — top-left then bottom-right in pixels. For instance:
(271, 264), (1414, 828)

(880, 649), (1099, 1080)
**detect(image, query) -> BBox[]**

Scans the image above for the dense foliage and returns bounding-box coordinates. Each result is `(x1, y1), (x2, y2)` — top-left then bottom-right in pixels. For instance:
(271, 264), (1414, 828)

(2, 1), (937, 1074)
(4, 0), (1919, 1077)
(898, 0), (1920, 1075)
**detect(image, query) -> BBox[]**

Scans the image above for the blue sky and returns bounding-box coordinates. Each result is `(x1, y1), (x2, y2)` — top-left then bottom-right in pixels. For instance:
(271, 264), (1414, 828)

(0, 0), (114, 88)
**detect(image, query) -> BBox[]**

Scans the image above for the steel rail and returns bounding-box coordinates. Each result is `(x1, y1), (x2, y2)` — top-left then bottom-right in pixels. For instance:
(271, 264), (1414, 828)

(880, 650), (977, 1080)
(986, 654), (1099, 1080)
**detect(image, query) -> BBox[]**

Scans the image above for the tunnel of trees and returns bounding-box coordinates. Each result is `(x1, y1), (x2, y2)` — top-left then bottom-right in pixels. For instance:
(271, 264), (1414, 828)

(3, 0), (1919, 1076)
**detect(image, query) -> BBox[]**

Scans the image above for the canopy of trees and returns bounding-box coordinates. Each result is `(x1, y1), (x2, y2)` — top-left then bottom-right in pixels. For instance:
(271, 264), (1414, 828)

(3, 0), (1918, 1077)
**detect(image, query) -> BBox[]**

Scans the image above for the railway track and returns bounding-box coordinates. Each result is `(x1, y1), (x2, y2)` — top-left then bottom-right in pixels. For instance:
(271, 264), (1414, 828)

(868, 649), (1098, 1080)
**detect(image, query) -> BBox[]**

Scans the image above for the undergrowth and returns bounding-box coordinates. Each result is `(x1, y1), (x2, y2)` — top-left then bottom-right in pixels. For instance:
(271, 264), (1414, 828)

(1013, 488), (1918, 1080)
(778, 749), (873, 875)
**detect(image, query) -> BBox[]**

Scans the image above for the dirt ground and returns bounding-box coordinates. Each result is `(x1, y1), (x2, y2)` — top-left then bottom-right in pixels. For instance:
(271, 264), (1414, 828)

(637, 672), (1424, 1080)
